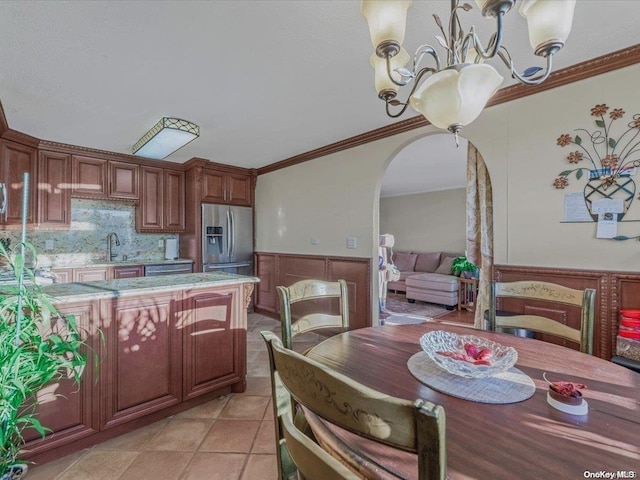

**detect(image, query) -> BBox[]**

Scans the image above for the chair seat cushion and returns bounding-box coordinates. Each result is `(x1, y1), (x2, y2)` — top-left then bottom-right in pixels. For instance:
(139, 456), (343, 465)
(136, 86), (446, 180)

(406, 273), (458, 292)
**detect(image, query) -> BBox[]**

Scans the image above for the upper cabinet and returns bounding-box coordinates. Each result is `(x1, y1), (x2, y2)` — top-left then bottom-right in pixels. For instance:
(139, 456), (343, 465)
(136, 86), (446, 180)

(0, 139), (37, 227)
(136, 166), (185, 233)
(201, 169), (252, 207)
(72, 156), (139, 201)
(37, 150), (71, 228)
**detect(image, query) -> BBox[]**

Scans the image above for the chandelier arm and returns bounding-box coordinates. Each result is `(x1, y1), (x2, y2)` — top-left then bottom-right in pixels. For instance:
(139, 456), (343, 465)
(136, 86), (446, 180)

(499, 51), (554, 85)
(383, 66), (437, 118)
(385, 99), (412, 118)
(464, 13), (505, 61)
(412, 45), (441, 75)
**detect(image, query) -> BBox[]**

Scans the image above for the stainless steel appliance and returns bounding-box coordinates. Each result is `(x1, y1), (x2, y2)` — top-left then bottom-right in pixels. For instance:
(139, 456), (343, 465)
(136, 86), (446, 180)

(144, 263), (193, 277)
(201, 204), (253, 275)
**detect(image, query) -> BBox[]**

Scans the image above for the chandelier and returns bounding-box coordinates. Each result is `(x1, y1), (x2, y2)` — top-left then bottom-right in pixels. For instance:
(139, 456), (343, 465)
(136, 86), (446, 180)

(362, 0), (576, 142)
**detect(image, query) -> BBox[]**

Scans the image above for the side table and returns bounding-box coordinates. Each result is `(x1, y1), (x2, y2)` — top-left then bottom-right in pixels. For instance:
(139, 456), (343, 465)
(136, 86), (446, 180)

(458, 277), (478, 312)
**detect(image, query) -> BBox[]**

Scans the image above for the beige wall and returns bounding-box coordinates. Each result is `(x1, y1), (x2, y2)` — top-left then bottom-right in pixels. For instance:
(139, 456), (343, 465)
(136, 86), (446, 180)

(379, 189), (466, 253)
(255, 63), (640, 277)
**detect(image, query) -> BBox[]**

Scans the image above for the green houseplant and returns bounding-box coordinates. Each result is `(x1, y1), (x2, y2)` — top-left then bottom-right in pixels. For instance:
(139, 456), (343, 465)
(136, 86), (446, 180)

(451, 256), (478, 278)
(0, 240), (86, 479)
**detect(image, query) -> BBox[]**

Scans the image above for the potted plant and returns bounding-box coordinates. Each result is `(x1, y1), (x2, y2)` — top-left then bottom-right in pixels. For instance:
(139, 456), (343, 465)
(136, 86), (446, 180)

(0, 241), (87, 479)
(451, 256), (478, 278)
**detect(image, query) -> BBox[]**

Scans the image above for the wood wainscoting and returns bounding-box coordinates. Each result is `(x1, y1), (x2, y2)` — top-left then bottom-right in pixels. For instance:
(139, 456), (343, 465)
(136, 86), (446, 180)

(254, 252), (373, 330)
(495, 264), (640, 360)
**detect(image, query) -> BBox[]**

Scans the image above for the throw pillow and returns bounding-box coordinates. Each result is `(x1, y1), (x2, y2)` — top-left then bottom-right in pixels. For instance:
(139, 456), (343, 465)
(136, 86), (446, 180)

(393, 252), (418, 272)
(414, 252), (442, 273)
(435, 256), (456, 275)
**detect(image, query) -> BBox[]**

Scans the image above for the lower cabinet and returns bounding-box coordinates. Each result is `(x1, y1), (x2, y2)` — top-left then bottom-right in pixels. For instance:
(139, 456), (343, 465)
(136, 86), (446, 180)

(101, 292), (182, 430)
(112, 265), (143, 278)
(21, 282), (249, 460)
(22, 301), (99, 457)
(182, 286), (245, 400)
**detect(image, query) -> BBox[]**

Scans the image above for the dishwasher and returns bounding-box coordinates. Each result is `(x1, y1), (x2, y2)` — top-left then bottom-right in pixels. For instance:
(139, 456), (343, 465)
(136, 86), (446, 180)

(144, 263), (193, 277)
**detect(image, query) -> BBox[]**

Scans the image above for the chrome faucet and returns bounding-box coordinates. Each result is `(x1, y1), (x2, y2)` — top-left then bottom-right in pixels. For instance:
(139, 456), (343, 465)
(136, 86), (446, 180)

(107, 232), (120, 262)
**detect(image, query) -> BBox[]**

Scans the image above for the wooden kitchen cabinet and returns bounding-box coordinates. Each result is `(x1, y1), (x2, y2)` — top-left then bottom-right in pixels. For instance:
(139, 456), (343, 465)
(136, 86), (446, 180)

(37, 151), (71, 227)
(22, 301), (99, 457)
(0, 139), (37, 227)
(51, 268), (73, 284)
(201, 169), (252, 207)
(100, 292), (182, 429)
(109, 161), (139, 200)
(72, 156), (139, 201)
(73, 266), (111, 282)
(113, 265), (143, 279)
(182, 286), (244, 400)
(136, 166), (185, 232)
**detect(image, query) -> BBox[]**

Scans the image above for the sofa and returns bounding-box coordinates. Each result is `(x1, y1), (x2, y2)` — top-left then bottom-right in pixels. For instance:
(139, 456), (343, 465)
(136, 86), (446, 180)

(387, 251), (463, 308)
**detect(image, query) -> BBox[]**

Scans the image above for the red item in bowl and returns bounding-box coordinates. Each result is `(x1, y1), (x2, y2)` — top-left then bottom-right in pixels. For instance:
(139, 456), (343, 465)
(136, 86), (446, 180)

(620, 316), (640, 329)
(618, 327), (640, 340)
(620, 309), (640, 319)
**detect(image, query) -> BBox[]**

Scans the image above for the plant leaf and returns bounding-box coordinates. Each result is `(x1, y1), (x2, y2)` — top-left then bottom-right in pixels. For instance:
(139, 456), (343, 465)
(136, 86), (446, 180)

(609, 138), (617, 148)
(576, 169), (584, 180)
(596, 119), (605, 128)
(394, 67), (415, 79)
(435, 35), (450, 51)
(461, 3), (473, 11)
(559, 170), (572, 176)
(432, 14), (443, 30)
(522, 66), (543, 78)
(613, 235), (631, 241)
(575, 135), (582, 145)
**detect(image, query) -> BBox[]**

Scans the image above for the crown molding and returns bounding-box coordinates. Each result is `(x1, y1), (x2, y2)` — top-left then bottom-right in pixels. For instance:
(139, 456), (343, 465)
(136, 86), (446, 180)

(258, 44), (640, 176)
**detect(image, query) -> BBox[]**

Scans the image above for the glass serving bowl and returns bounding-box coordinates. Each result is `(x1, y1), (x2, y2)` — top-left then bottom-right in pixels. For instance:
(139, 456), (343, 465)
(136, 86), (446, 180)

(419, 330), (518, 378)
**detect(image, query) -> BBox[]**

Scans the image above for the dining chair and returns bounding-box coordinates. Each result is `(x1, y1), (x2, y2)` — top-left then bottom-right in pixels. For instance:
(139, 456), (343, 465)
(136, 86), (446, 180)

(280, 412), (361, 480)
(488, 280), (596, 354)
(276, 279), (349, 350)
(262, 331), (447, 480)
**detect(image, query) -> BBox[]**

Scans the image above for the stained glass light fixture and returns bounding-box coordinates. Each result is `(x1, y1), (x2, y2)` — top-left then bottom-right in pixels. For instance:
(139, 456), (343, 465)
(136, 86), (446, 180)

(362, 0), (576, 142)
(133, 117), (200, 159)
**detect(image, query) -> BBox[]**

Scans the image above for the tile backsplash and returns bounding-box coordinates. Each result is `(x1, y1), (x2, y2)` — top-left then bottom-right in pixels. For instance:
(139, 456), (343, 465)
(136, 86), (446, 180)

(1, 199), (177, 267)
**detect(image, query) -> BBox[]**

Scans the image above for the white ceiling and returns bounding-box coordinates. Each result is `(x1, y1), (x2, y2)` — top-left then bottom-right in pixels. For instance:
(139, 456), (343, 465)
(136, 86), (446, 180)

(0, 1), (639, 193)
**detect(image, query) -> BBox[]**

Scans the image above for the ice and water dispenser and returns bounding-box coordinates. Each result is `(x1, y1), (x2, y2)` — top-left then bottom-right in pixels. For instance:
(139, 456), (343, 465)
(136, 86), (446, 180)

(205, 226), (224, 257)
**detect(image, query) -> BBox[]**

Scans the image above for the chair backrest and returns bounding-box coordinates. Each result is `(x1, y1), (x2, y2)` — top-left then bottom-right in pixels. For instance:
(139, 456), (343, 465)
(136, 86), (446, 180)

(280, 412), (360, 480)
(261, 331), (447, 480)
(277, 279), (349, 349)
(488, 280), (596, 354)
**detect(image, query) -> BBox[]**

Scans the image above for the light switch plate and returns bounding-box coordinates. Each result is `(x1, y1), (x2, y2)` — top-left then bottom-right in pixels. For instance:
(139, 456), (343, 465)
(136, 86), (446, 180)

(158, 240), (164, 248)
(311, 237), (319, 245)
(347, 236), (357, 249)
(45, 240), (54, 250)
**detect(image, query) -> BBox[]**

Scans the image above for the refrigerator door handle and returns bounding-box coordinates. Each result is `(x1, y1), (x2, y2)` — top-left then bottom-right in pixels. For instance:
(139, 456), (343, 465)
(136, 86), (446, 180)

(226, 209), (232, 258)
(230, 209), (235, 259)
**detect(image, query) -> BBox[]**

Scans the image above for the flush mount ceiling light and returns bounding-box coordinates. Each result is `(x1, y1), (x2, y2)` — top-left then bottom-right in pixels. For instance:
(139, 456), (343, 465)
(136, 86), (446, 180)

(132, 117), (200, 159)
(362, 0), (576, 142)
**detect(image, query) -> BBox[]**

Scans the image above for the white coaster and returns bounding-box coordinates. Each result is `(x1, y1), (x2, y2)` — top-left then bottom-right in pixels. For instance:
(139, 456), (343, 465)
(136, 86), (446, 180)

(546, 391), (589, 415)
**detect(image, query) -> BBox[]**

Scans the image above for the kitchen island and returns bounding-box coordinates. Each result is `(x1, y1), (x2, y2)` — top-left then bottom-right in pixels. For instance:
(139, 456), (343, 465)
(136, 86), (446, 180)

(23, 272), (259, 464)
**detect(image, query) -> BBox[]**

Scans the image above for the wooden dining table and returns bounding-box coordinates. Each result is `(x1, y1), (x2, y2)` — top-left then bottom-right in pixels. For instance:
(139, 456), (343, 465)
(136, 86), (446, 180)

(305, 322), (640, 480)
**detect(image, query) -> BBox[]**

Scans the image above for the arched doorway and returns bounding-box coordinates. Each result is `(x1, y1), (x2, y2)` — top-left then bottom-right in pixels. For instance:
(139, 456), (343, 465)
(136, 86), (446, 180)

(377, 133), (493, 328)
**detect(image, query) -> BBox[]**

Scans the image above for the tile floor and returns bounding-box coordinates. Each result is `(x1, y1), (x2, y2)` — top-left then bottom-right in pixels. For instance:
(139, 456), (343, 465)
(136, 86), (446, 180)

(27, 308), (472, 479)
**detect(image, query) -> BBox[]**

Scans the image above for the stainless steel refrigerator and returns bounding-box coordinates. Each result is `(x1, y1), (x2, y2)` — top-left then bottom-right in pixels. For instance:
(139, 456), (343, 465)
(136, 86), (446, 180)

(201, 204), (253, 275)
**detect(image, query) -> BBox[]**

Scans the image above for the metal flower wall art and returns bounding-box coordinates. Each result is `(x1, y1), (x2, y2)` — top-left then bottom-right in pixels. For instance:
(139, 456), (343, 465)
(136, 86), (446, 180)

(553, 104), (640, 223)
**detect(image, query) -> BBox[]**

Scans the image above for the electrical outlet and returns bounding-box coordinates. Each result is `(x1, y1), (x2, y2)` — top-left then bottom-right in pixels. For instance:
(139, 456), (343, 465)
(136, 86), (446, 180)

(347, 236), (357, 249)
(45, 240), (54, 251)
(311, 237), (319, 245)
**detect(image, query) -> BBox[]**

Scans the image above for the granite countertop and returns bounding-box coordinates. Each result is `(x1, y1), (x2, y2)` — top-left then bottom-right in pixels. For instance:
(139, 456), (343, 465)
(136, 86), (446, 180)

(40, 271), (259, 303)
